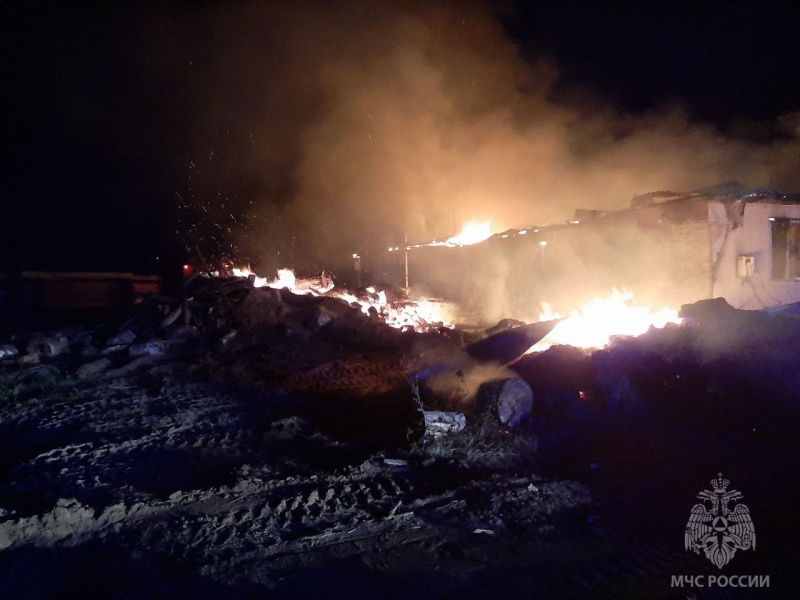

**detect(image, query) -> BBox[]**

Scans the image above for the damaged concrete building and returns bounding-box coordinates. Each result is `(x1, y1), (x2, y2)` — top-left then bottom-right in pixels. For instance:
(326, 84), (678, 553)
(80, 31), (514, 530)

(380, 184), (800, 321)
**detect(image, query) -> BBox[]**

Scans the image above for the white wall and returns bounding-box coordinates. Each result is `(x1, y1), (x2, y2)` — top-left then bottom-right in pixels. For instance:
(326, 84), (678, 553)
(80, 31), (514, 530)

(712, 202), (800, 309)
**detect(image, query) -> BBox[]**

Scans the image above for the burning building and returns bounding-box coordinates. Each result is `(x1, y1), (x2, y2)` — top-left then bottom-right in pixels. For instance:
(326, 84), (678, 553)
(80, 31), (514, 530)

(378, 184), (800, 322)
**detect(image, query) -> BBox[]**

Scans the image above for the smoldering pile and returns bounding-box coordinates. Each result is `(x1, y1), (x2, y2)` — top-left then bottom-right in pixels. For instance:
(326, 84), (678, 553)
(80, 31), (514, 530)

(3, 275), (800, 451)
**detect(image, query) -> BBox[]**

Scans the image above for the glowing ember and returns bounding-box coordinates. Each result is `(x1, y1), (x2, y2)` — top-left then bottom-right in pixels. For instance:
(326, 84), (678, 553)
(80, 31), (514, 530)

(446, 221), (493, 246)
(338, 288), (455, 331)
(531, 289), (681, 351)
(231, 266), (267, 287)
(385, 299), (454, 331)
(270, 268), (296, 290)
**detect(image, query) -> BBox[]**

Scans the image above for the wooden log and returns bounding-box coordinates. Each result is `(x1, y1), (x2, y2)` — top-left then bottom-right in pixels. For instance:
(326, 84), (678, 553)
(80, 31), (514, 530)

(423, 411), (467, 435)
(477, 377), (534, 428)
(26, 335), (69, 357)
(0, 344), (18, 360)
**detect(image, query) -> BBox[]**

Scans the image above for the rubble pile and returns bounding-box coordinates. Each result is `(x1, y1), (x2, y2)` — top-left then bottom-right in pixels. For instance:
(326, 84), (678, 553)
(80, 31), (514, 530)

(4, 279), (800, 442)
(0, 276), (431, 376)
(512, 297), (800, 433)
(0, 276), (537, 446)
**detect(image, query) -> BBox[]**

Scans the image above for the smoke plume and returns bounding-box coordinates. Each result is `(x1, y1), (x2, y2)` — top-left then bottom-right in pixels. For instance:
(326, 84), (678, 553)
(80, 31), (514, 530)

(158, 1), (799, 272)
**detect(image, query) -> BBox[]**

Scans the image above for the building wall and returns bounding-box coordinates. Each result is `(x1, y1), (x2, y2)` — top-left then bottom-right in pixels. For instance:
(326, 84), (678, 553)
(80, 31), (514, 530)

(713, 202), (800, 309)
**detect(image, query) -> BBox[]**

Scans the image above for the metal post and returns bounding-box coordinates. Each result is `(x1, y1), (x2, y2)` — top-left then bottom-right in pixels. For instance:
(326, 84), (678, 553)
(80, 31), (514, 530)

(404, 232), (409, 294)
(353, 253), (362, 288)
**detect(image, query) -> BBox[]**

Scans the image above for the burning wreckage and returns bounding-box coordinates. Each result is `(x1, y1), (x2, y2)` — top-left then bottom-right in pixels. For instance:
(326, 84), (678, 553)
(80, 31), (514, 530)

(2, 185), (800, 596)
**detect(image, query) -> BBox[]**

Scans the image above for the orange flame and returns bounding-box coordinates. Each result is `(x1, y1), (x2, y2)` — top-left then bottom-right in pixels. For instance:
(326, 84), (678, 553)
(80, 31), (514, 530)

(338, 288), (455, 331)
(531, 289), (681, 351)
(446, 221), (493, 246)
(232, 267), (453, 332)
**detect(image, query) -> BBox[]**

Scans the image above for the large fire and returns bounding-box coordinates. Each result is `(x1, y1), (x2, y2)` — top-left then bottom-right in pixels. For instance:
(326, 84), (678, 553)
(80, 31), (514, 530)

(230, 267), (454, 332)
(397, 220), (499, 251)
(231, 267), (334, 294)
(530, 289), (681, 351)
(229, 268), (679, 347)
(445, 221), (493, 246)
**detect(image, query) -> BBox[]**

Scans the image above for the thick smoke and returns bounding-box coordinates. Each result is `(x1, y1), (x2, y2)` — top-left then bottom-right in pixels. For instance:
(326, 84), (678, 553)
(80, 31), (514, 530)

(163, 1), (798, 272)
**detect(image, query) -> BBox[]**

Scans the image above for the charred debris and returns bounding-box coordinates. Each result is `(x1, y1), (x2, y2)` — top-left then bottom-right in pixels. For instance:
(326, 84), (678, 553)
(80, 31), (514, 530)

(2, 272), (799, 453)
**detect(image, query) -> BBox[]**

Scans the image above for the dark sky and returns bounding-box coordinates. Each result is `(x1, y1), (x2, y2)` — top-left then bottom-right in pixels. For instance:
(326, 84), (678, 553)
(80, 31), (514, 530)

(507, 1), (800, 124)
(1, 1), (798, 274)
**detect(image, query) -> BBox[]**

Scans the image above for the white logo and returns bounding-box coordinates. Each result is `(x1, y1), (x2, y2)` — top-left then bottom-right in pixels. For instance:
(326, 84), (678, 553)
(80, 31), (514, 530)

(685, 473), (755, 568)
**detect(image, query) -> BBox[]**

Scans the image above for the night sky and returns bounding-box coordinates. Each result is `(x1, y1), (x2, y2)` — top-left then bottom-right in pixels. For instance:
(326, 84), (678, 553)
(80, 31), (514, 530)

(2, 1), (798, 276)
